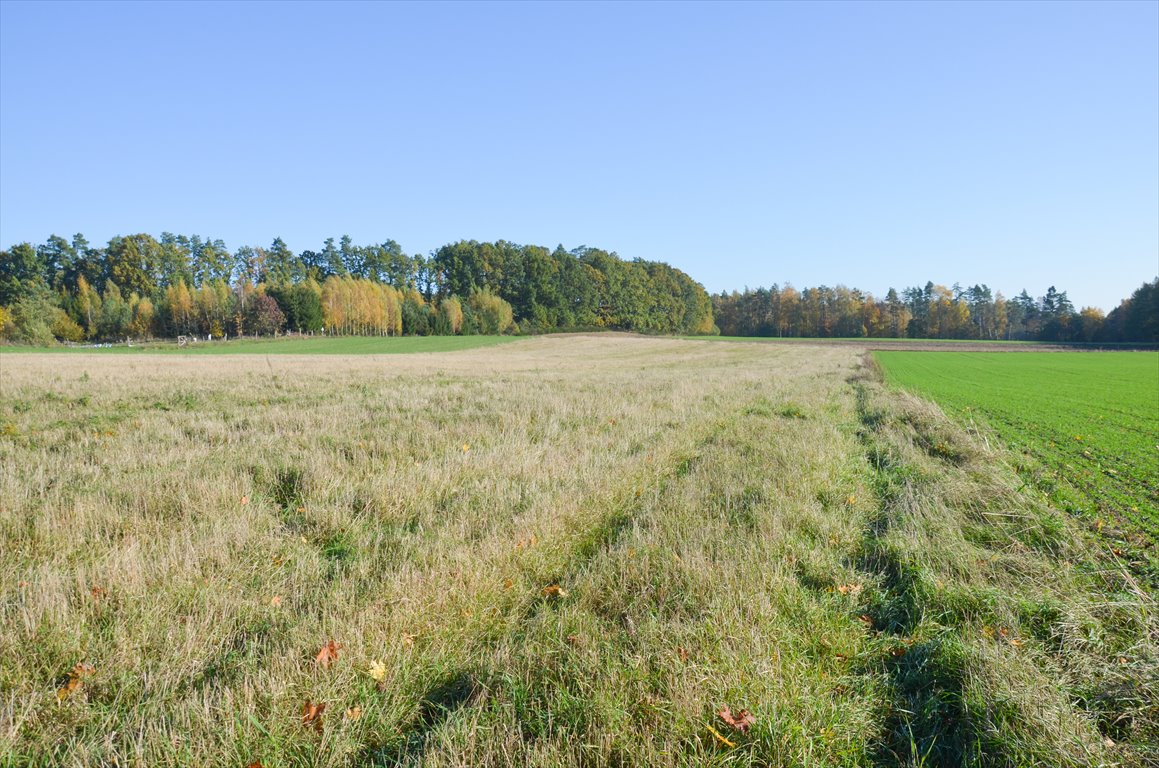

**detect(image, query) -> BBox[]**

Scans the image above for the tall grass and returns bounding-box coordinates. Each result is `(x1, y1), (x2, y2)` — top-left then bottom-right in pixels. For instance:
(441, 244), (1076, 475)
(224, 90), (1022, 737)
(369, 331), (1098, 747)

(0, 337), (1153, 766)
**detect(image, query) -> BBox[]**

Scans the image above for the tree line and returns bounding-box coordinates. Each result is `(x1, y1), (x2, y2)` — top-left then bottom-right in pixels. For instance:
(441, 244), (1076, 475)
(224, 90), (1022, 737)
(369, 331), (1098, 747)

(713, 279), (1158, 343)
(0, 233), (715, 343)
(1, 231), (1154, 344)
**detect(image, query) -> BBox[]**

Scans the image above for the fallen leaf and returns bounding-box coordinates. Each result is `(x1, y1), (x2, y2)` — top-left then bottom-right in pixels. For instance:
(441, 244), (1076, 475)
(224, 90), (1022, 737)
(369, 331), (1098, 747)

(301, 700), (325, 731)
(836, 583), (862, 596)
(246, 761), (264, 768)
(846, 495), (857, 506)
(706, 723), (736, 748)
(18, 580), (28, 588)
(56, 662), (95, 701)
(90, 586), (107, 601)
(541, 584), (568, 598)
(402, 632), (416, 647)
(270, 595), (282, 607)
(345, 706), (362, 721)
(676, 646), (690, 663)
(718, 706), (756, 734)
(368, 660), (387, 681)
(503, 578), (514, 590)
(462, 443), (470, 452)
(241, 495), (249, 506)
(858, 614), (874, 628)
(566, 634), (582, 647)
(890, 646), (907, 658)
(315, 640), (342, 668)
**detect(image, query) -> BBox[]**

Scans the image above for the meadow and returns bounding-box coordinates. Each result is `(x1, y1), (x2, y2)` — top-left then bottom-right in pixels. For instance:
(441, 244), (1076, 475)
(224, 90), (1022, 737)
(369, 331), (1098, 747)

(874, 351), (1159, 559)
(0, 335), (521, 356)
(1, 337), (1155, 767)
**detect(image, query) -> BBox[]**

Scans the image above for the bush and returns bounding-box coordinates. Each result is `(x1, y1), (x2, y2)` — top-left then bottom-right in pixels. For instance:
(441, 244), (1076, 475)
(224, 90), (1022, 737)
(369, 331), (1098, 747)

(51, 310), (85, 342)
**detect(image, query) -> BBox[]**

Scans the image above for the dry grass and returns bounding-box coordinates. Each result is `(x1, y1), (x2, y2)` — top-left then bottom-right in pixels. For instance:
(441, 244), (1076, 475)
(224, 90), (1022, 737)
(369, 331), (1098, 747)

(0, 336), (1153, 767)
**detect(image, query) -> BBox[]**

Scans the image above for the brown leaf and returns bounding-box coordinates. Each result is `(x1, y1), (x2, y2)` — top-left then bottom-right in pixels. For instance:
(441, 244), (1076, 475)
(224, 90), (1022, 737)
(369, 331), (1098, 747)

(890, 646), (907, 658)
(301, 700), (326, 731)
(240, 495), (249, 506)
(718, 706), (756, 734)
(90, 586), (107, 601)
(858, 614), (874, 628)
(269, 595), (282, 607)
(56, 662), (94, 701)
(345, 706), (362, 721)
(246, 761), (264, 768)
(541, 584), (568, 598)
(676, 646), (690, 663)
(836, 583), (862, 596)
(315, 640), (342, 668)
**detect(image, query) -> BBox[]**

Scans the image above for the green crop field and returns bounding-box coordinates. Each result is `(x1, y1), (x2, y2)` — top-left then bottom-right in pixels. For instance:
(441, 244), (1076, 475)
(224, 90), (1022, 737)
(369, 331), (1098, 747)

(875, 351), (1159, 549)
(0, 334), (522, 356)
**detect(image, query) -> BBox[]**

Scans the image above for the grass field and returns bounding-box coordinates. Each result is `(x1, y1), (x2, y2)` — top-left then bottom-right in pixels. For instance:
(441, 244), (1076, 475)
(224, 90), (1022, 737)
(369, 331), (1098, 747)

(874, 351), (1159, 555)
(0, 335), (521, 356)
(1, 337), (1155, 767)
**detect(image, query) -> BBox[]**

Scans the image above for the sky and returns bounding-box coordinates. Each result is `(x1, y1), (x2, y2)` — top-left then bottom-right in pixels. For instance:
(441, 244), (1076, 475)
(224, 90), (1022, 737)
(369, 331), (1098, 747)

(1, 1), (1156, 312)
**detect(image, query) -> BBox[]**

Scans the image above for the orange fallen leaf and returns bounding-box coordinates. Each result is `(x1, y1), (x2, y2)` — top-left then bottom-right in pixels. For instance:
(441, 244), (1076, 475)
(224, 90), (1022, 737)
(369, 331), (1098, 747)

(718, 706), (755, 734)
(676, 646), (690, 663)
(241, 495), (249, 506)
(90, 586), (107, 601)
(246, 761), (264, 768)
(503, 578), (514, 590)
(301, 700), (325, 731)
(836, 583), (862, 596)
(18, 580), (28, 588)
(541, 584), (568, 598)
(345, 706), (362, 721)
(56, 662), (94, 701)
(315, 640), (342, 668)
(566, 634), (582, 647)
(858, 614), (874, 628)
(890, 646), (907, 658)
(368, 660), (387, 681)
(270, 595), (282, 607)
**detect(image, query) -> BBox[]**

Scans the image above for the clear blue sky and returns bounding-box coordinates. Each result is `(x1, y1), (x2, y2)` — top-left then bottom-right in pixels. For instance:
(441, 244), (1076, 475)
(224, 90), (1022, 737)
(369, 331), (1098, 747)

(2, 1), (1156, 311)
